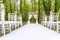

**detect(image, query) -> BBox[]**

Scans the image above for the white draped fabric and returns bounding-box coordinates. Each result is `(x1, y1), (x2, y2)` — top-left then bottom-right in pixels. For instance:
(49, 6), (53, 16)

(29, 15), (32, 19)
(28, 13), (38, 24)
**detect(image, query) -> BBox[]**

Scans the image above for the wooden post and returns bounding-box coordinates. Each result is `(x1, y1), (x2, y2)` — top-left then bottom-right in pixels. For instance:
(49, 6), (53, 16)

(28, 14), (30, 24)
(34, 14), (38, 24)
(20, 15), (22, 26)
(49, 11), (52, 30)
(57, 13), (59, 32)
(28, 14), (32, 24)
(9, 23), (11, 33)
(0, 4), (5, 36)
(45, 15), (47, 27)
(14, 11), (17, 29)
(57, 21), (58, 32)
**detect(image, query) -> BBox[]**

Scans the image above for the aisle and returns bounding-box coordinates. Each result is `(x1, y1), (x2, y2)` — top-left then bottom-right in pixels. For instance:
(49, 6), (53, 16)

(0, 24), (60, 40)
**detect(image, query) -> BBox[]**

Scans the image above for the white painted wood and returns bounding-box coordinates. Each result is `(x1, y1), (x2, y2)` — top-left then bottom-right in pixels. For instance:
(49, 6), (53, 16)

(42, 11), (60, 32)
(28, 12), (38, 24)
(0, 4), (22, 36)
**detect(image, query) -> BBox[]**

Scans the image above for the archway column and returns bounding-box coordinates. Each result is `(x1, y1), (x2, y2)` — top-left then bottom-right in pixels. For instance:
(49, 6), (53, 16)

(0, 4), (5, 36)
(34, 15), (38, 24)
(28, 14), (32, 24)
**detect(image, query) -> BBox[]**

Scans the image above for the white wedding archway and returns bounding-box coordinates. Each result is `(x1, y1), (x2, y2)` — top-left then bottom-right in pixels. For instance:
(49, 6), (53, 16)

(28, 12), (38, 24)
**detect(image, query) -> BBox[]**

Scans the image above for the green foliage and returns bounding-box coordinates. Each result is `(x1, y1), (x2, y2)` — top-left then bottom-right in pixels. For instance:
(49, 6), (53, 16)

(30, 16), (36, 23)
(54, 0), (60, 13)
(2, 0), (60, 22)
(30, 0), (38, 12)
(42, 0), (51, 16)
(3, 0), (15, 20)
(58, 13), (60, 21)
(38, 0), (44, 24)
(22, 4), (30, 22)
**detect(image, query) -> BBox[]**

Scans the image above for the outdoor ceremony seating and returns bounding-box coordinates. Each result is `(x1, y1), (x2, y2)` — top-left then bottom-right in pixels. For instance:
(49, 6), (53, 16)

(0, 4), (22, 36)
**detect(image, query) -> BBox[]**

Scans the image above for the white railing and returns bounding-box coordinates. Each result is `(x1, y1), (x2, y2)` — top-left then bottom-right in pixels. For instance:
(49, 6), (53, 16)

(41, 11), (60, 32)
(42, 21), (60, 32)
(0, 4), (23, 36)
(1, 21), (22, 36)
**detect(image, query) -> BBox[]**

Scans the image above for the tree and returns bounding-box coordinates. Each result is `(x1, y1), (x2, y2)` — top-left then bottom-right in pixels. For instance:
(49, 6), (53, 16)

(33, 0), (37, 12)
(30, 0), (37, 12)
(31, 0), (34, 12)
(20, 0), (22, 14)
(58, 0), (60, 21)
(3, 0), (11, 20)
(22, 0), (30, 23)
(9, 0), (12, 13)
(54, 0), (60, 21)
(3, 0), (15, 20)
(54, 0), (59, 13)
(38, 0), (41, 23)
(42, 0), (51, 21)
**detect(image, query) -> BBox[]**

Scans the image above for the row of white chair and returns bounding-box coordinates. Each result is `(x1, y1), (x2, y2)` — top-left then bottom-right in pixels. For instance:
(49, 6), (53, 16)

(0, 21), (22, 36)
(42, 21), (60, 32)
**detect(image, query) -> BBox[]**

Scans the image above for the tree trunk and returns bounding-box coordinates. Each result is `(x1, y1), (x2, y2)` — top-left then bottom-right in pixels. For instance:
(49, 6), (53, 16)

(9, 0), (12, 13)
(31, 0), (34, 12)
(20, 0), (22, 14)
(42, 0), (51, 21)
(54, 0), (58, 21)
(38, 0), (41, 23)
(54, 0), (58, 13)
